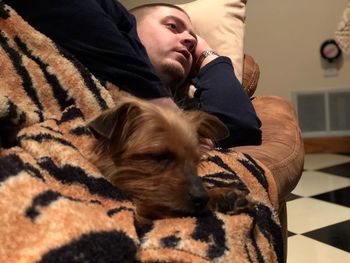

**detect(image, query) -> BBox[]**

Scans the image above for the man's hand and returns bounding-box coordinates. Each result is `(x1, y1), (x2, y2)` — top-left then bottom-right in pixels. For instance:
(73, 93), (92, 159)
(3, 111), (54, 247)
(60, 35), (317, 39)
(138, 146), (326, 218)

(191, 35), (219, 75)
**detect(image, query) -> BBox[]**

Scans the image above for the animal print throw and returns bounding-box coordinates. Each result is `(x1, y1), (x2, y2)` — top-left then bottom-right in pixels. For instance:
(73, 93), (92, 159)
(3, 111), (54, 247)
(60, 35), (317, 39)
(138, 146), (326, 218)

(0, 3), (283, 262)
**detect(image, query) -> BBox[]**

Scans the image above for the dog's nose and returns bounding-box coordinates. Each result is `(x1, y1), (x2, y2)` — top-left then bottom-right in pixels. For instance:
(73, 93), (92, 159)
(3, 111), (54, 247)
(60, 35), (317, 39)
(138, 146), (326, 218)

(189, 189), (209, 210)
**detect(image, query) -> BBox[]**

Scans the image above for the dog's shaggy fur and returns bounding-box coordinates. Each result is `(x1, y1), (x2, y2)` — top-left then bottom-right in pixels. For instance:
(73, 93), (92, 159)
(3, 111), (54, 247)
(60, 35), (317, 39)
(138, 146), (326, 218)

(88, 94), (253, 224)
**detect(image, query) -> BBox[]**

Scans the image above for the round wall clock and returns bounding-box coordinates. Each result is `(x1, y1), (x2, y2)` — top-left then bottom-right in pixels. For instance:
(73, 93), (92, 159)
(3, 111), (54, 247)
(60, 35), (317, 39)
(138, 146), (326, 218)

(320, 39), (342, 62)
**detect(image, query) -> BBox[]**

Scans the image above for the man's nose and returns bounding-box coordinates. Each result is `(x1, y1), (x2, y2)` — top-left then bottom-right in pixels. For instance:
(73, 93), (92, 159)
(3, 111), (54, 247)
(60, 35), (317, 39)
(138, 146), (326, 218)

(181, 33), (196, 53)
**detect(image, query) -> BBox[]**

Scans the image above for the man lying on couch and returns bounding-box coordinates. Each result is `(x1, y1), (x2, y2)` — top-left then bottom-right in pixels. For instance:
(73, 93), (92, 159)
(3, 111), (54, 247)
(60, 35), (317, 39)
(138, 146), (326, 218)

(5, 0), (261, 148)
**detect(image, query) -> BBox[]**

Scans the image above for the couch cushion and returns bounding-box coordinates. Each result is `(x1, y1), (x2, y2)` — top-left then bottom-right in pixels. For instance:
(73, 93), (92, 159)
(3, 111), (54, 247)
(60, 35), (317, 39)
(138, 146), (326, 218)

(178, 0), (247, 83)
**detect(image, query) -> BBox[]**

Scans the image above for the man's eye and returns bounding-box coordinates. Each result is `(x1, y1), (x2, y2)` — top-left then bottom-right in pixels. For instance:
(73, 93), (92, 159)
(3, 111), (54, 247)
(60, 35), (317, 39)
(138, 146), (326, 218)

(166, 23), (177, 30)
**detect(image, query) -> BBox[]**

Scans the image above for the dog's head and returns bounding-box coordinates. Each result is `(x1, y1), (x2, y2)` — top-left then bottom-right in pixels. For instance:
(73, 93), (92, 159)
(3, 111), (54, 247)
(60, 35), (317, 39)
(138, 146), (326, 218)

(89, 97), (228, 221)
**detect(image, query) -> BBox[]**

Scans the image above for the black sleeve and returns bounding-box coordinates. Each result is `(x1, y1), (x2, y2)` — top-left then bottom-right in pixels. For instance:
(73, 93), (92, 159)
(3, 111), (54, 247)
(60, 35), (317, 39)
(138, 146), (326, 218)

(191, 57), (262, 148)
(4, 0), (169, 99)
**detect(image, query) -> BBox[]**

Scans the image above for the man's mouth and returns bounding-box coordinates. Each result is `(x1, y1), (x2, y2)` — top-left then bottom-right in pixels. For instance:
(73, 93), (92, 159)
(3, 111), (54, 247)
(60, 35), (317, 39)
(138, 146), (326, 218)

(174, 50), (192, 72)
(176, 49), (191, 62)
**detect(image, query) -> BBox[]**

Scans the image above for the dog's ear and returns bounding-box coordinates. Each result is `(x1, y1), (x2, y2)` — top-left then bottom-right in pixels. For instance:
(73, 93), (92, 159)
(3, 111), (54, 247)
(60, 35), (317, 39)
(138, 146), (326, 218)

(185, 111), (229, 142)
(88, 101), (141, 140)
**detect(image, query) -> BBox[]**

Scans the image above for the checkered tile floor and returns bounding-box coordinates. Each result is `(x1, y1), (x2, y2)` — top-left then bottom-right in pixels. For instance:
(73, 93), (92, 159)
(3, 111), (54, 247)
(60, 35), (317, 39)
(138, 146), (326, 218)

(286, 153), (350, 263)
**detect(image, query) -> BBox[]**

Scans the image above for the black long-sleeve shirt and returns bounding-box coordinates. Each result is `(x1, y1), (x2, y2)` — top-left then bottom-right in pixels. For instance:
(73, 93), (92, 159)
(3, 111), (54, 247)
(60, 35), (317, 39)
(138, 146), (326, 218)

(5, 0), (261, 147)
(5, 0), (169, 99)
(194, 57), (261, 147)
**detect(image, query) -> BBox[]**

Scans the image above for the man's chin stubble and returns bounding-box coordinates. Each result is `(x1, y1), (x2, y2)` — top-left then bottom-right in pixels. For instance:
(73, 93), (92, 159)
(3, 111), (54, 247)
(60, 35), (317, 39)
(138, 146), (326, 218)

(161, 64), (186, 93)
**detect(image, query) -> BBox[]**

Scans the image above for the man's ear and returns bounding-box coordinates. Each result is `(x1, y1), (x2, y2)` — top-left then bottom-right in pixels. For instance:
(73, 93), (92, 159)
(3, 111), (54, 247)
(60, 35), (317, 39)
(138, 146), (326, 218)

(184, 111), (229, 142)
(88, 101), (141, 140)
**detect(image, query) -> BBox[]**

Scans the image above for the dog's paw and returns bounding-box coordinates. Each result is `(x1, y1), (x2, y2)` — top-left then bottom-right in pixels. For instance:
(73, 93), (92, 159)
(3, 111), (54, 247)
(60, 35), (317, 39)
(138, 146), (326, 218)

(208, 188), (255, 215)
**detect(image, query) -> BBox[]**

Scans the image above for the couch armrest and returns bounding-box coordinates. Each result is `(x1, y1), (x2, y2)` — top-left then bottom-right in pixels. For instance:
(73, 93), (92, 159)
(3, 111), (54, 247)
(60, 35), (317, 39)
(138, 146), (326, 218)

(232, 96), (304, 200)
(242, 54), (260, 97)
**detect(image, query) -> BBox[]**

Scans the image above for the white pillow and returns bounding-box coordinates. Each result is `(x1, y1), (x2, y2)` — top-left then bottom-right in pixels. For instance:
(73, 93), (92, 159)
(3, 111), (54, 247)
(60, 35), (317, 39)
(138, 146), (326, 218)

(178, 0), (247, 83)
(335, 2), (350, 55)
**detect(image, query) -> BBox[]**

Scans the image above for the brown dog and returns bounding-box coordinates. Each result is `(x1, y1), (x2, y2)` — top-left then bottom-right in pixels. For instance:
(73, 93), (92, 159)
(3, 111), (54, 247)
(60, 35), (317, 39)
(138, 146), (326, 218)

(88, 95), (251, 224)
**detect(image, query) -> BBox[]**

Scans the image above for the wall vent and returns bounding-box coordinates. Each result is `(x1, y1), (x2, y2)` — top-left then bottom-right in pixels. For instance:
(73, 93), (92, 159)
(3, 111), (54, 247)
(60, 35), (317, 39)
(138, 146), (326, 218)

(293, 88), (350, 138)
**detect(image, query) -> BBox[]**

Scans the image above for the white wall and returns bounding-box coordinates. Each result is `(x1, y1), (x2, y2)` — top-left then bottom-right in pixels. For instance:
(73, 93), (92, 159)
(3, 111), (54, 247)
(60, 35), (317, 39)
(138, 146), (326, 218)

(120, 0), (350, 101)
(244, 0), (350, 100)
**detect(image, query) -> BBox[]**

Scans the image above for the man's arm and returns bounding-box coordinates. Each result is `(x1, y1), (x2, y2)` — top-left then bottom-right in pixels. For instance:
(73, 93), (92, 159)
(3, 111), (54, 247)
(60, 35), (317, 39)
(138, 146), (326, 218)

(4, 0), (170, 100)
(192, 58), (262, 147)
(190, 37), (262, 148)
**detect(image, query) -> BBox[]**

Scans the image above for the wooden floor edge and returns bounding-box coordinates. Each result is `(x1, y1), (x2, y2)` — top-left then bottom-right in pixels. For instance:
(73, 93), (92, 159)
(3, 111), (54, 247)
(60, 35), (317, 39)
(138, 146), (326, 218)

(303, 136), (350, 154)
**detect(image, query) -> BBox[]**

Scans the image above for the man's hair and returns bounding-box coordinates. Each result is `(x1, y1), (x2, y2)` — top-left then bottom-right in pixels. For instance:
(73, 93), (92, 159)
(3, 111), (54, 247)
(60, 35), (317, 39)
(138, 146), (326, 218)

(129, 3), (190, 22)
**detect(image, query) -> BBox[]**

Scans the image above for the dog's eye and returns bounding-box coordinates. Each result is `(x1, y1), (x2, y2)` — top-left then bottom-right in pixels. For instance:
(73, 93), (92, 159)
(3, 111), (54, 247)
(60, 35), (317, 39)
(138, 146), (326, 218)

(132, 152), (175, 166)
(149, 152), (174, 164)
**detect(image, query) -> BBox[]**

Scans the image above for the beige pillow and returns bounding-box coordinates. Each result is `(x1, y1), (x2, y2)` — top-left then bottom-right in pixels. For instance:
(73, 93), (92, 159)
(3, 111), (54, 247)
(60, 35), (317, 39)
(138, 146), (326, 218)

(178, 0), (247, 83)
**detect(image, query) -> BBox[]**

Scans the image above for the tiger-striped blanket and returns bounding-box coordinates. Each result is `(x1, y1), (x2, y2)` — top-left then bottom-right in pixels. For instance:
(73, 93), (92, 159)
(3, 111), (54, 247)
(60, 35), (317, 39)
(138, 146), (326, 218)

(0, 3), (283, 262)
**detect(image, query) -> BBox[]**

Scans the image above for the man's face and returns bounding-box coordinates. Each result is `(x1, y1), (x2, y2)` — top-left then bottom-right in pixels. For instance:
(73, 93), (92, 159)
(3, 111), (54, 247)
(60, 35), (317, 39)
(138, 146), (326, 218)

(136, 6), (197, 87)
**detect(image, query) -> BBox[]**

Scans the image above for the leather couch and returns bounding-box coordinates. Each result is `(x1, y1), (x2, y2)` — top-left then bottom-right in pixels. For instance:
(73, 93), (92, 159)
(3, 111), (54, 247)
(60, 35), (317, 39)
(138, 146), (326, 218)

(237, 54), (304, 262)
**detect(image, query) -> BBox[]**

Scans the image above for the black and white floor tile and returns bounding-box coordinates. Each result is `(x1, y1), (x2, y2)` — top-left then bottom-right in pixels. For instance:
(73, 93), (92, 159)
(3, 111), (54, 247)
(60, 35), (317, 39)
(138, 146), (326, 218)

(286, 153), (350, 262)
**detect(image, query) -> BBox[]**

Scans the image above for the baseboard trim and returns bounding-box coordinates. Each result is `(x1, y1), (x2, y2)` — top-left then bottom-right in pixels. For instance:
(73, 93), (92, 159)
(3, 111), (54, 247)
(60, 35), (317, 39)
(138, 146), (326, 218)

(304, 136), (350, 154)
